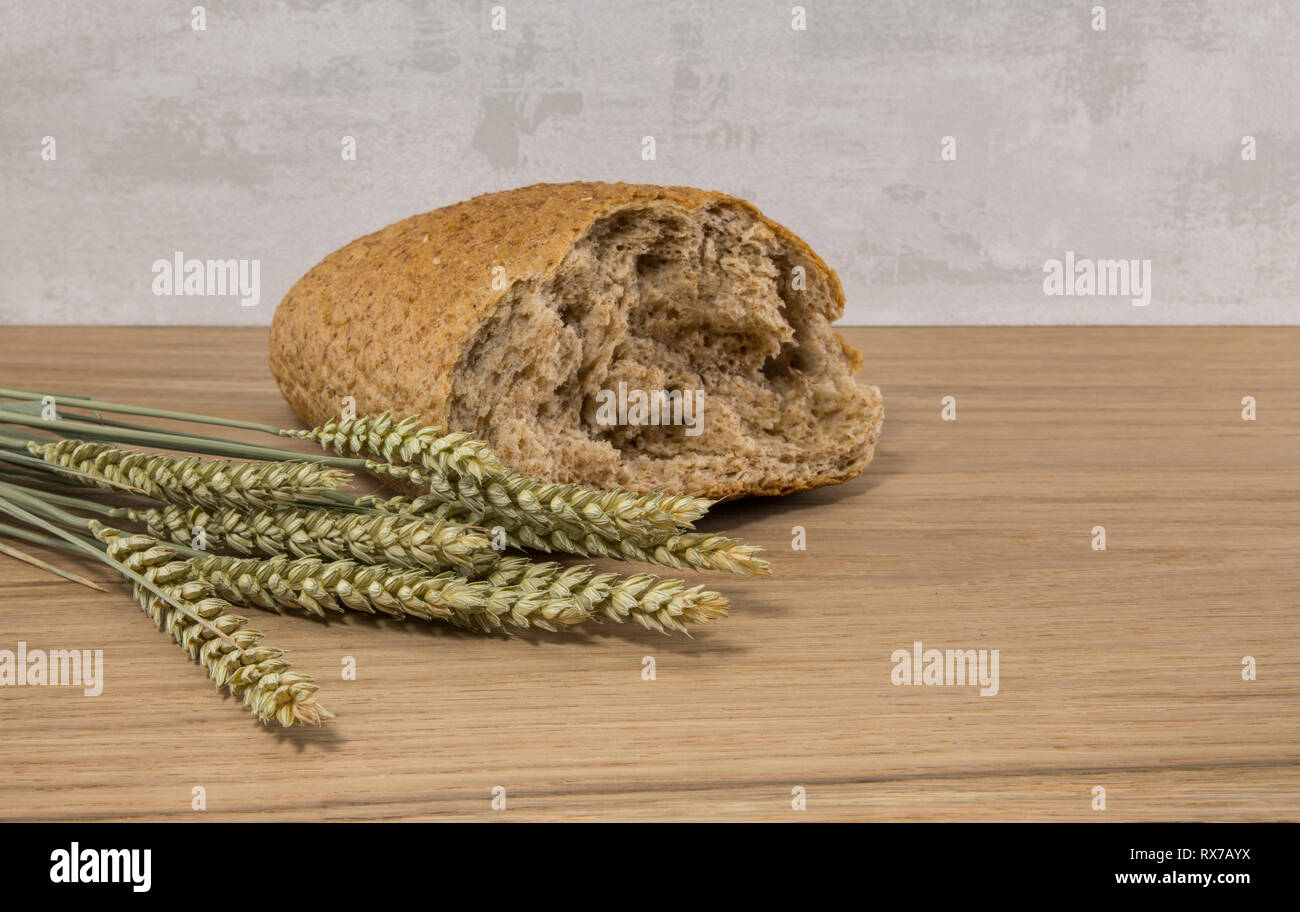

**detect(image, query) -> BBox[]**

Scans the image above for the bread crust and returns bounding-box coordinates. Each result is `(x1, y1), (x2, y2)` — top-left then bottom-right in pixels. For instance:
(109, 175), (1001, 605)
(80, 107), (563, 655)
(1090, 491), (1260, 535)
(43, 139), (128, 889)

(270, 181), (880, 499)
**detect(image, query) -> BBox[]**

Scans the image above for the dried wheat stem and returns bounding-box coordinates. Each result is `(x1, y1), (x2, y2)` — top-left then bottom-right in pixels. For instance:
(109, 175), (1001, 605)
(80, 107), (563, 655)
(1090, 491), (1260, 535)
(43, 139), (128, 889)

(31, 439), (348, 511)
(0, 532), (107, 591)
(118, 501), (498, 574)
(91, 523), (331, 726)
(0, 488), (236, 645)
(286, 413), (713, 541)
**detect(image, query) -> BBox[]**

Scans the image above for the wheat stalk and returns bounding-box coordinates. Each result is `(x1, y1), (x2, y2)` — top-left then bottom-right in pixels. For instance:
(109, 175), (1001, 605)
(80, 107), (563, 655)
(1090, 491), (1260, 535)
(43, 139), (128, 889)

(186, 549), (724, 635)
(478, 555), (729, 634)
(32, 439), (347, 510)
(0, 390), (758, 734)
(128, 500), (735, 631)
(0, 531), (107, 591)
(379, 495), (771, 576)
(188, 554), (591, 633)
(283, 414), (504, 478)
(285, 413), (713, 542)
(114, 501), (497, 574)
(91, 523), (331, 726)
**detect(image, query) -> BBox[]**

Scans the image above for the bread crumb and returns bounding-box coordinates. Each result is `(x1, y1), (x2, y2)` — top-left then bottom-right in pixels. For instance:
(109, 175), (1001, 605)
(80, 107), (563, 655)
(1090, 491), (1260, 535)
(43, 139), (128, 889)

(271, 182), (881, 499)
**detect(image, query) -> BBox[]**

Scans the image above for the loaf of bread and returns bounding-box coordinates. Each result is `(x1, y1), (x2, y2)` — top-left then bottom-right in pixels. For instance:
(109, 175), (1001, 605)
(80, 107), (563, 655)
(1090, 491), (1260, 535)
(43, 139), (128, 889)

(269, 182), (883, 499)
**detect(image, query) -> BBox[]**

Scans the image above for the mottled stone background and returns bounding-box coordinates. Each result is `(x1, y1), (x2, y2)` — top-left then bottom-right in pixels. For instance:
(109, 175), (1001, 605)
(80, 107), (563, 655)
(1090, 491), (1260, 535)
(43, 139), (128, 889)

(2, 0), (1297, 325)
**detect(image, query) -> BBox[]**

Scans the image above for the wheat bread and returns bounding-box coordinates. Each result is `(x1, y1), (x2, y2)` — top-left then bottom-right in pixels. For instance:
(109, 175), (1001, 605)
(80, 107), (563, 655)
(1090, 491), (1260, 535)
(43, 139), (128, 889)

(269, 182), (883, 499)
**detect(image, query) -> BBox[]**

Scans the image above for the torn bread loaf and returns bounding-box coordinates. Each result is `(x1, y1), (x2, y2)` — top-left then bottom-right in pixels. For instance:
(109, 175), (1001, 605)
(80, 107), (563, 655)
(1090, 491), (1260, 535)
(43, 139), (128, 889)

(269, 182), (883, 499)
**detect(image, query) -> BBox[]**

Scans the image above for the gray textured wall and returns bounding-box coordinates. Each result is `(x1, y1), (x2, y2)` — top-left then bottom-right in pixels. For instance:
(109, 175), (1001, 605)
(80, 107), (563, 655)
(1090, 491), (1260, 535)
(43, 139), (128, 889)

(2, 0), (1297, 326)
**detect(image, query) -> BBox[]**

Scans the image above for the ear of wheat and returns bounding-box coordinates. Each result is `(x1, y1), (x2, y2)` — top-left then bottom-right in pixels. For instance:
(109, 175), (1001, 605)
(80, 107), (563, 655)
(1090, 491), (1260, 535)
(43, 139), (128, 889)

(0, 390), (767, 730)
(92, 523), (331, 726)
(283, 414), (504, 479)
(188, 553), (591, 633)
(479, 556), (729, 634)
(117, 501), (497, 574)
(377, 496), (771, 576)
(286, 414), (713, 542)
(33, 439), (347, 510)
(186, 551), (725, 635)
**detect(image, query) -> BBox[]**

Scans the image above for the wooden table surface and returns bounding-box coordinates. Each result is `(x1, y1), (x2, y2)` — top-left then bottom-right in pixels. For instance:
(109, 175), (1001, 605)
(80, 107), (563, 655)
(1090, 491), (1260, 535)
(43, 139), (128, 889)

(0, 326), (1296, 822)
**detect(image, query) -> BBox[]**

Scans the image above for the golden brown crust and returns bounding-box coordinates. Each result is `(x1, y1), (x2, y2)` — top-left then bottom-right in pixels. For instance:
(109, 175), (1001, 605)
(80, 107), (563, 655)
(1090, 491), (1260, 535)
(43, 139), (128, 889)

(269, 181), (876, 498)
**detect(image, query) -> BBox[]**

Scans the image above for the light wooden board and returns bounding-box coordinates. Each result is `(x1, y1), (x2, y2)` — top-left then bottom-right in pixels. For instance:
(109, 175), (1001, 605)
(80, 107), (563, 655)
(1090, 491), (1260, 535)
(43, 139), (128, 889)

(0, 326), (1296, 821)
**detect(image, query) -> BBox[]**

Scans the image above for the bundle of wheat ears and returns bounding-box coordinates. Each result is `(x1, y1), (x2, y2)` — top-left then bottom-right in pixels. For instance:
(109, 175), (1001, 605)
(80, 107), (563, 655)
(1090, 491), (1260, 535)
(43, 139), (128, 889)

(0, 387), (768, 727)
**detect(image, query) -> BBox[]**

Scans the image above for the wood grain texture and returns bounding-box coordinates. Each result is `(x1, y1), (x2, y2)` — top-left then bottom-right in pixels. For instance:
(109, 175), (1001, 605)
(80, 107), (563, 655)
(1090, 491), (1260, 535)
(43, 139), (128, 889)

(0, 326), (1296, 821)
